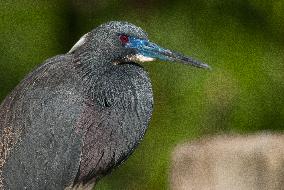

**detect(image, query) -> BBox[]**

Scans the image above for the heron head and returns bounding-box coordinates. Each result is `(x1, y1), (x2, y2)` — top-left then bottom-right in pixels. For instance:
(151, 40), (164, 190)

(69, 21), (210, 69)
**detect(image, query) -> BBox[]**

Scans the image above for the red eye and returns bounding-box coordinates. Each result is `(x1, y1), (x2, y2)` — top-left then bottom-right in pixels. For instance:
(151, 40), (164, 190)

(119, 35), (129, 44)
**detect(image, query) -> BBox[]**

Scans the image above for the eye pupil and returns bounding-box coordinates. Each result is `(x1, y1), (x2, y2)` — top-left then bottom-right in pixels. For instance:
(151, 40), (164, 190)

(120, 35), (129, 44)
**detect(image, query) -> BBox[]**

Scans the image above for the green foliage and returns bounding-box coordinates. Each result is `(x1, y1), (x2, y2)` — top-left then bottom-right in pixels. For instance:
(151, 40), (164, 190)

(0, 0), (283, 189)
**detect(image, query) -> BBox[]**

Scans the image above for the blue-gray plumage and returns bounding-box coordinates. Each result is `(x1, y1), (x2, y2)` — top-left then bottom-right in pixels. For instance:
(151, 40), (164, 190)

(0, 21), (209, 190)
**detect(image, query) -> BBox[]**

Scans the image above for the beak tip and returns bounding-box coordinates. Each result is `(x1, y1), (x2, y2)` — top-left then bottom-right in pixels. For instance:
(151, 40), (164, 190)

(203, 64), (212, 70)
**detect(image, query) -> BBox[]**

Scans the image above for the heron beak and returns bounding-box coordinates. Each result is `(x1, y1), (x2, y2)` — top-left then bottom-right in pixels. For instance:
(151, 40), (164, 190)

(126, 37), (210, 69)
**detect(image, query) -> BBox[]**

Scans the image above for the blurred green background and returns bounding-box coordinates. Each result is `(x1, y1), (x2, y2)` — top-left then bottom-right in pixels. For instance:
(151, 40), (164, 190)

(0, 0), (283, 189)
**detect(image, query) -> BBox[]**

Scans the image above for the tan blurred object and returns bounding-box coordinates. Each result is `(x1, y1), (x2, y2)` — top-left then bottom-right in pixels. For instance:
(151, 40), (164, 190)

(170, 134), (284, 190)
